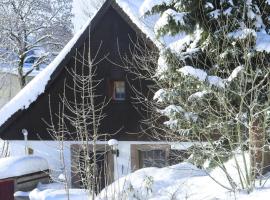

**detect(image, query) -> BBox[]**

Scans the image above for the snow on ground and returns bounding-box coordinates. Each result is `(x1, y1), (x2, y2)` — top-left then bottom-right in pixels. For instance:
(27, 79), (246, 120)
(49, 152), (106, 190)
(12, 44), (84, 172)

(15, 182), (90, 200)
(29, 183), (90, 200)
(0, 156), (48, 179)
(12, 155), (270, 200)
(97, 162), (229, 200)
(96, 156), (270, 200)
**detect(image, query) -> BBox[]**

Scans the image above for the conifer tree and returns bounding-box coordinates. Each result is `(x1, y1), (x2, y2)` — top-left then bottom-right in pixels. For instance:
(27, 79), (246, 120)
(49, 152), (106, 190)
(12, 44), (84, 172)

(140, 0), (270, 191)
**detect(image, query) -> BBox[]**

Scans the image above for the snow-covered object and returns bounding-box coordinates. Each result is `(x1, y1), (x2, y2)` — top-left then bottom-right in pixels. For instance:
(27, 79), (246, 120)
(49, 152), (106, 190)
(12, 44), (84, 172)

(228, 28), (256, 40)
(0, 156), (49, 179)
(28, 182), (90, 200)
(154, 9), (186, 34)
(29, 189), (90, 200)
(0, 18), (92, 127)
(188, 91), (209, 102)
(207, 75), (225, 88)
(108, 139), (118, 146)
(227, 27), (270, 53)
(160, 105), (198, 125)
(255, 32), (270, 53)
(58, 173), (66, 181)
(209, 9), (221, 19)
(156, 54), (168, 77)
(160, 105), (184, 116)
(14, 191), (30, 197)
(167, 29), (201, 54)
(153, 88), (166, 102)
(178, 66), (207, 81)
(227, 65), (244, 82)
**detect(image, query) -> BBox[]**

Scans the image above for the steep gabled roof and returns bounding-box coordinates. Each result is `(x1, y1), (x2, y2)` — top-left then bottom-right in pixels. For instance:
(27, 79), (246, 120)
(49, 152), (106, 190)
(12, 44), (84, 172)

(0, 0), (157, 132)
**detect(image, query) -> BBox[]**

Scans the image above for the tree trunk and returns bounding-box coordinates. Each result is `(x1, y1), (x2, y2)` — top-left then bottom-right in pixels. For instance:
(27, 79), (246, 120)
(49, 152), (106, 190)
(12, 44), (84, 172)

(250, 118), (264, 177)
(18, 59), (26, 88)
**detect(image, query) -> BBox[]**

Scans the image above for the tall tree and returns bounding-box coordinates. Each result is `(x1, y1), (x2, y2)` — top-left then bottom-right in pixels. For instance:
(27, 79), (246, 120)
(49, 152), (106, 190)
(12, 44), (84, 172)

(0, 0), (73, 88)
(139, 0), (270, 191)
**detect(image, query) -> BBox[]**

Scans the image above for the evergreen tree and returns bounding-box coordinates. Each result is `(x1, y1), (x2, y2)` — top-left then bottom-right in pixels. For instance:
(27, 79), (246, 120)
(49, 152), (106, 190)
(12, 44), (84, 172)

(141, 0), (270, 191)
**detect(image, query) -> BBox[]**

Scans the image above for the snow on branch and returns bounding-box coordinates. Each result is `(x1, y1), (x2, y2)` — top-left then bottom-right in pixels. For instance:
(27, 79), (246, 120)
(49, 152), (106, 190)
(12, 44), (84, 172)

(178, 66), (207, 82)
(154, 9), (187, 34)
(226, 65), (244, 82)
(139, 0), (172, 16)
(255, 32), (270, 53)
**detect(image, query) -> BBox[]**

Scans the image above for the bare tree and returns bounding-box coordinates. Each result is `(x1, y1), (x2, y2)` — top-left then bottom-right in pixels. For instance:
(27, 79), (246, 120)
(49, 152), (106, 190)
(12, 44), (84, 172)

(46, 35), (114, 198)
(0, 0), (73, 88)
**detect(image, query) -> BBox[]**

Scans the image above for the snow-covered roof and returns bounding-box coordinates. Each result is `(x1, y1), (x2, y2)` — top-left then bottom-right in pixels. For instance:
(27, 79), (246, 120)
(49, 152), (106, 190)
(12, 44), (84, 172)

(0, 0), (166, 129)
(0, 0), (155, 126)
(0, 156), (49, 179)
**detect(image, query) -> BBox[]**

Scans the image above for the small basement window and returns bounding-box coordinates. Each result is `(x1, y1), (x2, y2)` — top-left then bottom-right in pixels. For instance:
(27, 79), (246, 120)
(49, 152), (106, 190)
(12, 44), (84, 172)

(139, 149), (166, 168)
(113, 81), (125, 101)
(131, 144), (170, 171)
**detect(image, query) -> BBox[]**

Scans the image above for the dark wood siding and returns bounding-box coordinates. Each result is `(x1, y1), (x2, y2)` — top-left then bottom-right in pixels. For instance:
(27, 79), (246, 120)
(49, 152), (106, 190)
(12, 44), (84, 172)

(0, 6), (152, 141)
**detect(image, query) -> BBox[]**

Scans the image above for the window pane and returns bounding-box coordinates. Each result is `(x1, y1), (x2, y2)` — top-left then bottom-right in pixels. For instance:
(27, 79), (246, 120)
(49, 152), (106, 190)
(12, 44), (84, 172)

(113, 81), (125, 100)
(139, 149), (166, 168)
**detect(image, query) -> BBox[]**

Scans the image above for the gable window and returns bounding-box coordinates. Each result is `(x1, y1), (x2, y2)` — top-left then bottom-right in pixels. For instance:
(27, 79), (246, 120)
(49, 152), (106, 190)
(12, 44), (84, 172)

(113, 81), (125, 101)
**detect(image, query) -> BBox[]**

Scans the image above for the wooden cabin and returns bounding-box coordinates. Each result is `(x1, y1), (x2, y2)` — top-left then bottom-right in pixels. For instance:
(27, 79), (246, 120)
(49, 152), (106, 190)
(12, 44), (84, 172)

(0, 0), (191, 189)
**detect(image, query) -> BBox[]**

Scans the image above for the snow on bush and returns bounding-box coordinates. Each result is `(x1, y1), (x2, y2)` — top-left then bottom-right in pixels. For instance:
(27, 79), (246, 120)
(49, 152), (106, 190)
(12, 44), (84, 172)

(0, 156), (48, 179)
(207, 76), (225, 88)
(226, 65), (244, 82)
(188, 91), (209, 102)
(255, 32), (270, 53)
(153, 88), (167, 102)
(154, 9), (186, 34)
(228, 28), (256, 40)
(178, 66), (207, 82)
